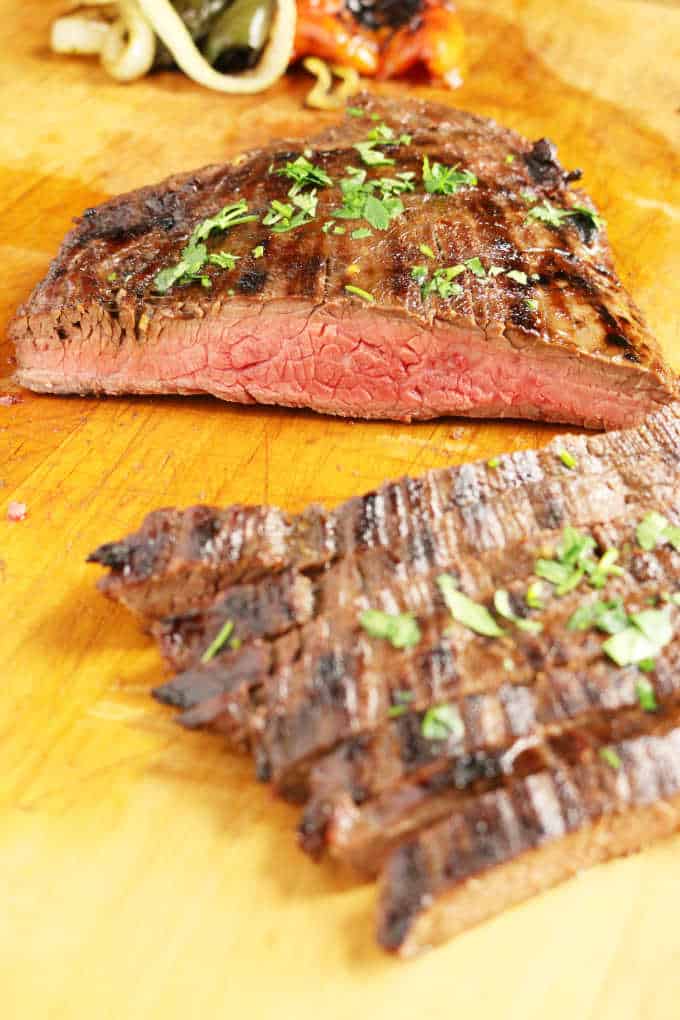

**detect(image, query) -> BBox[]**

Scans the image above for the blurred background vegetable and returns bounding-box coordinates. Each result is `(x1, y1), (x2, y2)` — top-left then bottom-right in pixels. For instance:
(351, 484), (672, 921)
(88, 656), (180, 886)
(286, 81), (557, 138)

(50, 0), (465, 97)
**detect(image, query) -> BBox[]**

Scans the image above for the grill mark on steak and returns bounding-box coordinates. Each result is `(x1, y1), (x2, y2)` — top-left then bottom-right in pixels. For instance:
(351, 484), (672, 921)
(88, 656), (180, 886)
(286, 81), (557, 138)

(11, 94), (674, 426)
(376, 727), (680, 955)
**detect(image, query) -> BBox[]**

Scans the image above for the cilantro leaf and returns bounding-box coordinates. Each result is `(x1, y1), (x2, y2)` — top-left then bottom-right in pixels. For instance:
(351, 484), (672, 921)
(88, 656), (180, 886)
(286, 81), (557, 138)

(360, 609), (421, 649)
(422, 155), (477, 195)
(421, 704), (464, 742)
(201, 619), (236, 663)
(273, 155), (333, 195)
(437, 574), (505, 637)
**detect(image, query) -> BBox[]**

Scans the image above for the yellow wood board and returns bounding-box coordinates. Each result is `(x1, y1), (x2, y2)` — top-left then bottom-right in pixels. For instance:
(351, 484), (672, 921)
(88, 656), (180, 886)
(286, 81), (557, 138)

(1, 2), (679, 1016)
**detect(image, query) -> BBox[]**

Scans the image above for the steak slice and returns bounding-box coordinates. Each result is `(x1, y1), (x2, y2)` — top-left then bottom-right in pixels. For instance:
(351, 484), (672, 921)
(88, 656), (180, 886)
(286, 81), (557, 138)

(91, 401), (680, 623)
(10, 94), (674, 427)
(377, 726), (680, 956)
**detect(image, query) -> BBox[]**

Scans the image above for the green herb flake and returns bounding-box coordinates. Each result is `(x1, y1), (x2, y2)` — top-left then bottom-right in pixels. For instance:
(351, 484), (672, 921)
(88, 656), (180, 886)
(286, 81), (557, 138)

(488, 265), (505, 277)
(588, 548), (625, 589)
(567, 598), (629, 635)
(106, 271), (118, 282)
(413, 265), (465, 301)
(347, 106), (364, 118)
(351, 227), (373, 240)
(505, 154), (515, 164)
(422, 155), (477, 195)
(437, 574), (505, 638)
(201, 619), (235, 663)
(506, 269), (528, 285)
(263, 191), (319, 233)
(207, 251), (239, 270)
(638, 658), (656, 674)
(602, 608), (672, 669)
(360, 609), (421, 649)
(558, 449), (577, 470)
(525, 200), (604, 234)
(525, 298), (539, 312)
(345, 284), (374, 303)
(274, 154), (333, 195)
(636, 510), (680, 553)
(526, 582), (545, 610)
(635, 677), (658, 712)
(421, 704), (464, 742)
(353, 140), (395, 168)
(419, 244), (435, 259)
(487, 457), (500, 469)
(388, 690), (415, 718)
(251, 245), (265, 259)
(599, 746), (622, 770)
(333, 226), (346, 235)
(464, 256), (486, 278)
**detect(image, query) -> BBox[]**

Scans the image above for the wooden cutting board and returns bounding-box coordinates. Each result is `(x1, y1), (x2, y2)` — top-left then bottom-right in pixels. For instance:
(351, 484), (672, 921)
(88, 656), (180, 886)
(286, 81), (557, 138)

(1, 2), (679, 1016)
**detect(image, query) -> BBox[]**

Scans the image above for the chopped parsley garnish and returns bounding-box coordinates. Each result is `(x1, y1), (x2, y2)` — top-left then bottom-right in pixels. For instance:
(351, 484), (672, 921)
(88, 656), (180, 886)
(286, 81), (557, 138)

(251, 245), (264, 259)
(273, 155), (333, 195)
(505, 154), (515, 164)
(506, 269), (528, 285)
(345, 284), (374, 303)
(526, 582), (545, 610)
(422, 155), (477, 195)
(525, 200), (604, 233)
(366, 121), (411, 145)
(419, 244), (435, 259)
(207, 251), (240, 270)
(635, 677), (658, 711)
(347, 106), (364, 117)
(437, 574), (505, 637)
(106, 271), (118, 282)
(153, 199), (257, 294)
(421, 703), (464, 742)
(567, 598), (629, 635)
(599, 746), (621, 770)
(636, 511), (680, 552)
(412, 265), (464, 301)
(488, 265), (505, 277)
(602, 608), (673, 669)
(331, 169), (410, 231)
(487, 457), (500, 469)
(388, 690), (415, 718)
(525, 298), (539, 312)
(351, 227), (373, 240)
(333, 226), (346, 235)
(637, 658), (656, 674)
(493, 589), (543, 634)
(464, 256), (486, 278)
(354, 140), (396, 167)
(201, 619), (236, 663)
(360, 609), (421, 649)
(558, 449), (577, 470)
(535, 526), (623, 597)
(263, 191), (318, 233)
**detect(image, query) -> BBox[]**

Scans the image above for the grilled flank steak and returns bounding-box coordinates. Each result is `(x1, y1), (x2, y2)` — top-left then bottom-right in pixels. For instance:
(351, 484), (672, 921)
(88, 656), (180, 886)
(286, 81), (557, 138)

(10, 94), (675, 427)
(89, 404), (680, 952)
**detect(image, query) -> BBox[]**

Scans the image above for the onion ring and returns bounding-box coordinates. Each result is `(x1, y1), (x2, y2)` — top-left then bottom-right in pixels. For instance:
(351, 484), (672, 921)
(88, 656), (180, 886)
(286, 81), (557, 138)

(100, 0), (156, 82)
(136, 0), (296, 94)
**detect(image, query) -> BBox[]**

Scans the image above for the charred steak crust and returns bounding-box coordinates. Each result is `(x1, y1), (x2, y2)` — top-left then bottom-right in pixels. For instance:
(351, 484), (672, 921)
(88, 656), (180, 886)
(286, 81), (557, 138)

(10, 94), (674, 427)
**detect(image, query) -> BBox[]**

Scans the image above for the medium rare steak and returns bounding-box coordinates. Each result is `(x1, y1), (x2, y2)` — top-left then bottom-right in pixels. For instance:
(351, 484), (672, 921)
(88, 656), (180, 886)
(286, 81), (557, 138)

(10, 94), (674, 427)
(88, 404), (680, 952)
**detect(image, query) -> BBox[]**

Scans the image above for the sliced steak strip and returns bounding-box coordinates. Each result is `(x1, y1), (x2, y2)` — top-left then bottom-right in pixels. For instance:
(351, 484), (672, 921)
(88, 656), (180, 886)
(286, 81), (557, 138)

(90, 402), (680, 625)
(377, 727), (680, 956)
(11, 95), (674, 427)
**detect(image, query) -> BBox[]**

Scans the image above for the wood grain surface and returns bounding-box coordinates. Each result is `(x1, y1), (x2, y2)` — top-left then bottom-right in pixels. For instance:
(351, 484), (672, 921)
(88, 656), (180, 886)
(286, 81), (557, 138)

(1, 2), (679, 1017)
